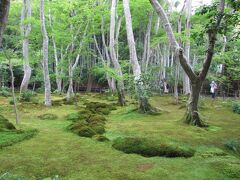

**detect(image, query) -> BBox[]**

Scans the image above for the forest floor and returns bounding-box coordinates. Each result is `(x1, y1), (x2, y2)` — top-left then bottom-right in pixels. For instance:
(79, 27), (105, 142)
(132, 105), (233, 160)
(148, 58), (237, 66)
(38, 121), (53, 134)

(0, 93), (239, 179)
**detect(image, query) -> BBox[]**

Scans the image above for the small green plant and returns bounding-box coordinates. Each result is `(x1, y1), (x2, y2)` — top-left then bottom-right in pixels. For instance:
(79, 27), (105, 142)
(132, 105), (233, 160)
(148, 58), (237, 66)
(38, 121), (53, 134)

(65, 113), (80, 121)
(19, 90), (33, 102)
(232, 102), (240, 114)
(0, 87), (11, 97)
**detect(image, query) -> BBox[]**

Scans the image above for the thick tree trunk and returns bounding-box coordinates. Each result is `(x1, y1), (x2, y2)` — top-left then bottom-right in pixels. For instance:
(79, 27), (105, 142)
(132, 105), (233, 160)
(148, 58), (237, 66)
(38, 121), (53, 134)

(109, 0), (125, 106)
(40, 0), (51, 106)
(184, 82), (206, 127)
(20, 0), (32, 93)
(123, 0), (154, 112)
(0, 0), (10, 47)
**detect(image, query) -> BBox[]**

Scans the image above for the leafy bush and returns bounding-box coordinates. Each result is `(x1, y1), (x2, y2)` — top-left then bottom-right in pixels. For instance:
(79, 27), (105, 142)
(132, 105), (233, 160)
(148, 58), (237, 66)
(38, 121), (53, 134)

(232, 102), (240, 114)
(38, 113), (58, 120)
(19, 90), (33, 102)
(112, 137), (195, 158)
(0, 87), (11, 97)
(8, 98), (14, 105)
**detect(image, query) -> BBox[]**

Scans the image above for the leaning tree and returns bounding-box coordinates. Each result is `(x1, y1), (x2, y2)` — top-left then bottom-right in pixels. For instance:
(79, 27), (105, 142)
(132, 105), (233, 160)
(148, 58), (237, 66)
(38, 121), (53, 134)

(150, 0), (225, 127)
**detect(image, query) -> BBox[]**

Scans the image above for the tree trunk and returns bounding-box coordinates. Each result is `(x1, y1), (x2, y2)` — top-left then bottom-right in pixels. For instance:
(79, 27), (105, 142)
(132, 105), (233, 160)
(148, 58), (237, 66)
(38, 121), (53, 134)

(183, 0), (191, 95)
(123, 0), (154, 112)
(9, 59), (20, 125)
(40, 0), (51, 106)
(109, 0), (125, 106)
(184, 81), (206, 127)
(20, 0), (32, 93)
(0, 0), (10, 47)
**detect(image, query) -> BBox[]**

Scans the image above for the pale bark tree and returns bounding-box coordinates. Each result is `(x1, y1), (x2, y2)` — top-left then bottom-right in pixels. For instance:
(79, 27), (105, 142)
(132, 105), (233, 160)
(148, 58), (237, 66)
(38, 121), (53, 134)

(123, 0), (154, 112)
(0, 0), (10, 47)
(40, 0), (52, 106)
(48, 4), (61, 93)
(183, 0), (191, 95)
(110, 0), (126, 106)
(150, 0), (225, 126)
(20, 0), (32, 93)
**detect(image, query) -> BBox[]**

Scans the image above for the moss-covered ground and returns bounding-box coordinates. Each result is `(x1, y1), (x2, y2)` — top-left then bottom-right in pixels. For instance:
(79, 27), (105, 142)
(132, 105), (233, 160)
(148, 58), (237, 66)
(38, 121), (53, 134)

(0, 93), (239, 179)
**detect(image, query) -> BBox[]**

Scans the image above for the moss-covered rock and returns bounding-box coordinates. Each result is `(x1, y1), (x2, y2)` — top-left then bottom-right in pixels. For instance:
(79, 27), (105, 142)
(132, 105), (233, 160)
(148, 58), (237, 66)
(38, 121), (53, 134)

(38, 113), (58, 120)
(85, 102), (115, 115)
(112, 137), (195, 158)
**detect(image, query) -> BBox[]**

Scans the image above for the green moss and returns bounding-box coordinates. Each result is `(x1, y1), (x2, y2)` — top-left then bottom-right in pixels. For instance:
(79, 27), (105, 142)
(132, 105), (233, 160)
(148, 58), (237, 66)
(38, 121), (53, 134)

(0, 129), (38, 149)
(93, 135), (109, 142)
(87, 114), (106, 124)
(38, 113), (58, 120)
(89, 123), (105, 134)
(76, 126), (96, 137)
(112, 137), (195, 158)
(0, 115), (16, 131)
(225, 139), (240, 156)
(65, 113), (80, 121)
(78, 110), (92, 120)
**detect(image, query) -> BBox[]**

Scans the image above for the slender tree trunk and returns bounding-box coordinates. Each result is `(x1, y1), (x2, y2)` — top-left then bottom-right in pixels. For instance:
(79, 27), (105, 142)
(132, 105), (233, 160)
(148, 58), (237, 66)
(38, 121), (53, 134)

(40, 0), (51, 106)
(123, 0), (154, 112)
(183, 0), (191, 95)
(109, 0), (126, 105)
(20, 0), (32, 93)
(0, 0), (10, 47)
(9, 59), (20, 125)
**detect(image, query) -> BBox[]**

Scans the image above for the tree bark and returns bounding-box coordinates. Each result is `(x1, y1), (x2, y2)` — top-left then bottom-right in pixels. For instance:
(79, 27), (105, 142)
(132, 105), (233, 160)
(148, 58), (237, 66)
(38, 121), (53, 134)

(40, 0), (52, 106)
(110, 0), (126, 106)
(9, 59), (20, 125)
(20, 0), (32, 93)
(123, 0), (154, 112)
(0, 0), (10, 47)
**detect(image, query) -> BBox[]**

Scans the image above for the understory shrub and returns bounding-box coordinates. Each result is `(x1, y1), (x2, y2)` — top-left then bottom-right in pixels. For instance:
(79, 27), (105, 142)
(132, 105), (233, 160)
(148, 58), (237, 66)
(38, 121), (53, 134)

(38, 113), (58, 120)
(0, 87), (11, 97)
(19, 90), (33, 102)
(232, 102), (240, 114)
(112, 137), (195, 158)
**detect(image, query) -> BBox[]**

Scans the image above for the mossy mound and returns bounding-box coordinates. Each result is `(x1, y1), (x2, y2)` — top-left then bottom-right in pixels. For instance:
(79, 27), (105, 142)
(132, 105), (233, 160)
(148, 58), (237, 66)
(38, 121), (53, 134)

(85, 102), (116, 115)
(93, 135), (109, 142)
(89, 123), (105, 134)
(225, 139), (240, 156)
(112, 137), (195, 158)
(78, 110), (92, 120)
(86, 114), (106, 124)
(0, 129), (38, 149)
(38, 113), (58, 120)
(76, 126), (96, 137)
(0, 115), (16, 131)
(65, 113), (81, 121)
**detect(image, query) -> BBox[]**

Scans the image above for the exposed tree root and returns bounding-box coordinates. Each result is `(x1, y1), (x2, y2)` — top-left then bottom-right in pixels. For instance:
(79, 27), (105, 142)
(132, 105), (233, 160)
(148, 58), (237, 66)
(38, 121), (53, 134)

(183, 111), (208, 127)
